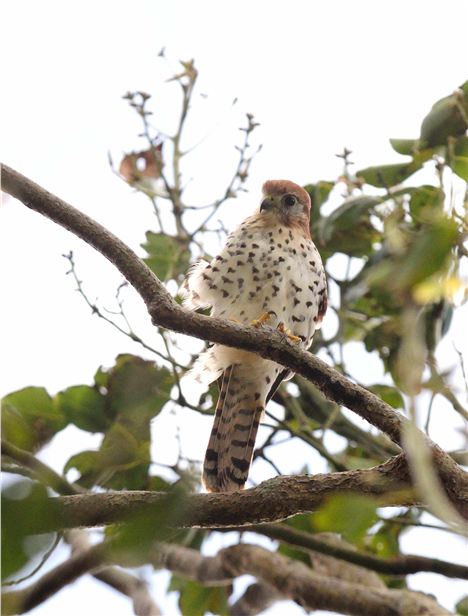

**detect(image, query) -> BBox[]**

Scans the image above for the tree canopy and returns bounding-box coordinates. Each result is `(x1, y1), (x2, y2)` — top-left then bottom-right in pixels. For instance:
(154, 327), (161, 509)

(2, 64), (468, 616)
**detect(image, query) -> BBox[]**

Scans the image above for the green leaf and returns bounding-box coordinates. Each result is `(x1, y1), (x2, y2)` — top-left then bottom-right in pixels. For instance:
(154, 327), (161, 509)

(409, 185), (444, 222)
(107, 354), (172, 424)
(304, 181), (334, 210)
(419, 88), (468, 148)
(148, 475), (172, 491)
(392, 216), (458, 291)
(366, 213), (458, 297)
(110, 480), (192, 563)
(64, 450), (101, 478)
(371, 511), (418, 563)
(357, 161), (423, 188)
(284, 513), (316, 533)
(368, 384), (404, 409)
(93, 365), (109, 389)
(424, 301), (453, 352)
(389, 138), (417, 156)
(278, 542), (310, 565)
(313, 494), (378, 543)
(56, 385), (109, 433)
(456, 595), (468, 616)
(142, 232), (190, 281)
(316, 195), (382, 258)
(449, 135), (468, 181)
(1, 387), (67, 452)
(170, 577), (229, 616)
(63, 355), (173, 490)
(2, 481), (60, 580)
(321, 195), (383, 237)
(370, 528), (400, 559)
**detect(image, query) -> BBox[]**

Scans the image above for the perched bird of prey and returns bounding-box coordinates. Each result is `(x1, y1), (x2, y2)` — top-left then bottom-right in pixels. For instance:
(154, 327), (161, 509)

(183, 180), (327, 492)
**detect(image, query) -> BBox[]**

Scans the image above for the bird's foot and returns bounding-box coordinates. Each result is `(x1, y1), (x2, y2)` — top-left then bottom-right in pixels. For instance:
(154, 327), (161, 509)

(277, 322), (301, 343)
(251, 311), (276, 328)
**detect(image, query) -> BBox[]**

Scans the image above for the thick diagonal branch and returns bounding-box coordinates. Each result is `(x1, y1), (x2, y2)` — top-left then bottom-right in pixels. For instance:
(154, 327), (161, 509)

(2, 164), (467, 518)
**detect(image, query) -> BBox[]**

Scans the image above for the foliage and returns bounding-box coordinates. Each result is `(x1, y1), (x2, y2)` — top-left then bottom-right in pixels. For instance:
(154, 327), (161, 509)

(2, 65), (467, 615)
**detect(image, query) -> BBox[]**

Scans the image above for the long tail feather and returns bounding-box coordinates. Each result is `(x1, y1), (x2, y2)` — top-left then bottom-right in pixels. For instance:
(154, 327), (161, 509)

(202, 364), (267, 493)
(202, 366), (233, 492)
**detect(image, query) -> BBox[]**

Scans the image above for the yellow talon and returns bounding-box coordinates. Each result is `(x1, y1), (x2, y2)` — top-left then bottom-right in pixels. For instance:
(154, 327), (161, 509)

(277, 322), (301, 343)
(251, 311), (274, 328)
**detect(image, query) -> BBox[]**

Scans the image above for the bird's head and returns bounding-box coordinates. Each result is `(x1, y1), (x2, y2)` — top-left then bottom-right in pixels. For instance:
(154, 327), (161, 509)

(259, 180), (311, 236)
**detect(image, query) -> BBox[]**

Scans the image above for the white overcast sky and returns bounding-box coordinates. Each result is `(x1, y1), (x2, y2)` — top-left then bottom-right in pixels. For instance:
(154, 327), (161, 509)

(1, 1), (468, 615)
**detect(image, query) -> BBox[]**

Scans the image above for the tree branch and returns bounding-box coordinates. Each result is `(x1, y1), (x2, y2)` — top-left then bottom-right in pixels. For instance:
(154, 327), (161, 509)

(1, 441), (162, 616)
(2, 544), (107, 615)
(7, 441), (465, 582)
(230, 583), (283, 616)
(2, 164), (467, 519)
(149, 542), (450, 616)
(66, 530), (161, 616)
(248, 524), (468, 579)
(1, 439), (81, 495)
(6, 538), (450, 616)
(18, 456), (418, 533)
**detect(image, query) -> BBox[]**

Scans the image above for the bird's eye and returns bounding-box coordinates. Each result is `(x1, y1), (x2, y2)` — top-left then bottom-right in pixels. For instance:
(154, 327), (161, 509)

(282, 194), (297, 207)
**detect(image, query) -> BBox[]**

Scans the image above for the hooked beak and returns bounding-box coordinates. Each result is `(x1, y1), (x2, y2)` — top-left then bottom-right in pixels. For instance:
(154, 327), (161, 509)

(260, 197), (276, 213)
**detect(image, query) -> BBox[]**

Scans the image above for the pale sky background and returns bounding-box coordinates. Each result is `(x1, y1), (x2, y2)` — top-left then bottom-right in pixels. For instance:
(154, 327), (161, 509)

(1, 1), (468, 615)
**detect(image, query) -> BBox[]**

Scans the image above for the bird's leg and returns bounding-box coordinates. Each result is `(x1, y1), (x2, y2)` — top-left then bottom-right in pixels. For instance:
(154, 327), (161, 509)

(251, 310), (276, 328)
(277, 322), (301, 343)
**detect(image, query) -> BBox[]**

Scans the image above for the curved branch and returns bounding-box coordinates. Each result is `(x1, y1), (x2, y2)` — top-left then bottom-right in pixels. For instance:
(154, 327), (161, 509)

(66, 530), (161, 616)
(2, 544), (107, 615)
(3, 534), (160, 616)
(230, 583), (283, 616)
(149, 542), (450, 616)
(2, 164), (467, 518)
(1, 439), (80, 496)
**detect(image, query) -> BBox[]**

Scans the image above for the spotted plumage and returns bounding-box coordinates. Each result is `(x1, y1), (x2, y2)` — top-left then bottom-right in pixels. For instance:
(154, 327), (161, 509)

(182, 180), (327, 492)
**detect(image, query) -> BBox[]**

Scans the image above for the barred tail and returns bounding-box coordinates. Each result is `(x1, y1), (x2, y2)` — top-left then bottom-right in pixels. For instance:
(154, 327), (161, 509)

(202, 365), (265, 493)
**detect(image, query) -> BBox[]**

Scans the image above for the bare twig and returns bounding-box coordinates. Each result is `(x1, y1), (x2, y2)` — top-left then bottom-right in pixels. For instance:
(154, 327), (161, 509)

(63, 251), (183, 369)
(190, 113), (260, 237)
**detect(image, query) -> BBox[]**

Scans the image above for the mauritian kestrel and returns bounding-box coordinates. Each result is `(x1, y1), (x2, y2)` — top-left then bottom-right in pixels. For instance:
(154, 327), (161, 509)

(183, 180), (327, 492)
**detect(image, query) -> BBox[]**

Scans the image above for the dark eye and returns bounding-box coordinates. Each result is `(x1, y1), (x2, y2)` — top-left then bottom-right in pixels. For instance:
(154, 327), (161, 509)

(283, 194), (297, 207)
